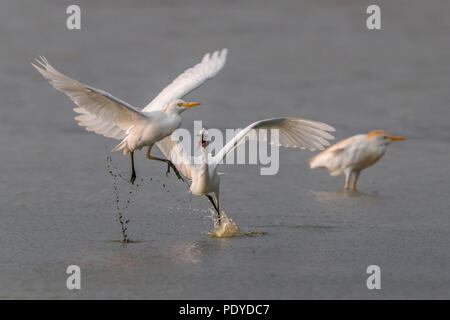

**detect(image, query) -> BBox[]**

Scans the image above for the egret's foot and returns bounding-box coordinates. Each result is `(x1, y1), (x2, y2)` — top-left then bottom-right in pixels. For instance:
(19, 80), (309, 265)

(166, 161), (184, 181)
(165, 161), (171, 177)
(217, 212), (221, 226)
(130, 172), (136, 185)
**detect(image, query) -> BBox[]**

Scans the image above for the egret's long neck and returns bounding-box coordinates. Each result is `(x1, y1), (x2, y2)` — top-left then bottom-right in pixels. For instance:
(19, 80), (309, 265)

(201, 146), (215, 177)
(162, 109), (182, 130)
(165, 108), (181, 118)
(201, 146), (207, 168)
(368, 140), (388, 157)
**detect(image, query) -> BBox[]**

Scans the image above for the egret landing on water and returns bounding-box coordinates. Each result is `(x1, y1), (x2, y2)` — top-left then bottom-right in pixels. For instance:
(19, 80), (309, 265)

(32, 49), (228, 184)
(156, 118), (335, 225)
(309, 130), (405, 191)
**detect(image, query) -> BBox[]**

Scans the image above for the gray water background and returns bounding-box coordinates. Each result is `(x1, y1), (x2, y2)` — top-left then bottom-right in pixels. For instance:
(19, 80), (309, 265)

(0, 0), (449, 299)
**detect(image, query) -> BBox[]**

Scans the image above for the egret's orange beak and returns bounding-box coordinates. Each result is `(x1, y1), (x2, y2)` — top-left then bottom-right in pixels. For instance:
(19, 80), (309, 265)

(388, 136), (405, 141)
(178, 102), (200, 108)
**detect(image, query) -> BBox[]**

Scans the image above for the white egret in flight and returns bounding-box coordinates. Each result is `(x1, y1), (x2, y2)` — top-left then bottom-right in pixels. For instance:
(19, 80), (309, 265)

(156, 118), (335, 224)
(32, 49), (228, 183)
(309, 130), (405, 190)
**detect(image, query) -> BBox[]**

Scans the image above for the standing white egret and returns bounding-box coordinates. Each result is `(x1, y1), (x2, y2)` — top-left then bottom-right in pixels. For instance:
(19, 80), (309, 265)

(156, 118), (335, 224)
(309, 130), (405, 190)
(32, 49), (228, 183)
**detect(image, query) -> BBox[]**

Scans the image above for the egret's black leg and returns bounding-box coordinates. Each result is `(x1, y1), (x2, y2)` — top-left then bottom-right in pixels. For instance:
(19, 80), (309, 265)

(130, 151), (136, 184)
(146, 146), (184, 181)
(206, 194), (221, 225)
(352, 171), (361, 191)
(166, 160), (183, 181)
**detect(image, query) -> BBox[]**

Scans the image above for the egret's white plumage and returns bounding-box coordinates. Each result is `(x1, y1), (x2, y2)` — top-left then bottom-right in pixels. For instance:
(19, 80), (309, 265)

(158, 118), (335, 223)
(310, 129), (405, 190)
(32, 49), (228, 183)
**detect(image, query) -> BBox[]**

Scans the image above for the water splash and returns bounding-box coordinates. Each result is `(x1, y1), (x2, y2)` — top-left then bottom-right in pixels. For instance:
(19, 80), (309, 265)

(106, 156), (134, 243)
(105, 155), (194, 243)
(207, 210), (240, 238)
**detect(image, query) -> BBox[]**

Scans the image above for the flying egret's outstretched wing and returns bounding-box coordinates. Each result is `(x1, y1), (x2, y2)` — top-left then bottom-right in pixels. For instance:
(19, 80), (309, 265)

(32, 56), (147, 140)
(143, 49), (228, 112)
(212, 118), (335, 163)
(156, 137), (196, 179)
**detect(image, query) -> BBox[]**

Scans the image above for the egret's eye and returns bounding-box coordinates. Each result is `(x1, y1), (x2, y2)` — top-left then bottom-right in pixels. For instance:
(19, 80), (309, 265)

(383, 136), (388, 139)
(177, 102), (183, 107)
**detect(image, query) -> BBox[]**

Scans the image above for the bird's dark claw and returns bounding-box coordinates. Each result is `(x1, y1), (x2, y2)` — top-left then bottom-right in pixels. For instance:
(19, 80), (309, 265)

(217, 212), (221, 226)
(167, 161), (184, 181)
(130, 172), (136, 184)
(165, 162), (171, 177)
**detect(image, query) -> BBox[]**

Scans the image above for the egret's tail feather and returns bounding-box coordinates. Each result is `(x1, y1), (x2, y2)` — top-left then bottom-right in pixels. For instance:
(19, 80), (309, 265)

(309, 151), (343, 176)
(112, 139), (130, 155)
(309, 151), (331, 170)
(309, 154), (323, 169)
